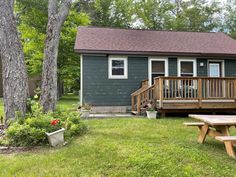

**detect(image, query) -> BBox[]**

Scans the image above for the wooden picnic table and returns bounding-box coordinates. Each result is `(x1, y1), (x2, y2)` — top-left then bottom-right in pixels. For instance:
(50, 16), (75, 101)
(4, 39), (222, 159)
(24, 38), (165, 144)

(188, 114), (236, 158)
(189, 114), (236, 142)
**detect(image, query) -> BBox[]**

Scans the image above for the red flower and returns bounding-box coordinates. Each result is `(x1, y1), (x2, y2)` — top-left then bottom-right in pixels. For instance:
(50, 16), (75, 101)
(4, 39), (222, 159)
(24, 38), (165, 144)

(51, 119), (60, 126)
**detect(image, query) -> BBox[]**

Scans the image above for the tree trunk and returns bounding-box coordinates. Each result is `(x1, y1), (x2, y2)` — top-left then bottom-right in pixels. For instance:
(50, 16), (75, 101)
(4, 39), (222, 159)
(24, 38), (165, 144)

(40, 0), (72, 112)
(0, 0), (29, 123)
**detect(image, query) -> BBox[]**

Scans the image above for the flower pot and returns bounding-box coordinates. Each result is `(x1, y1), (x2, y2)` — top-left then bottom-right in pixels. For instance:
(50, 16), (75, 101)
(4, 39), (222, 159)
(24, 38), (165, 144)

(81, 109), (90, 118)
(46, 128), (65, 147)
(146, 111), (157, 119)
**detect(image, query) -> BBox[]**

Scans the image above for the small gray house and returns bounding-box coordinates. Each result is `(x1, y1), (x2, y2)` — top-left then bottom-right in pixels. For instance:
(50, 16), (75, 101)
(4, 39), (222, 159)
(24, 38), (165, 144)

(74, 26), (236, 115)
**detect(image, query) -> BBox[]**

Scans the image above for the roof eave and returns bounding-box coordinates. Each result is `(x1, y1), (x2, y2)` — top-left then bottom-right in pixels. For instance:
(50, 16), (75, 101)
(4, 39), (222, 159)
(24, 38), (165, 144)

(74, 49), (236, 58)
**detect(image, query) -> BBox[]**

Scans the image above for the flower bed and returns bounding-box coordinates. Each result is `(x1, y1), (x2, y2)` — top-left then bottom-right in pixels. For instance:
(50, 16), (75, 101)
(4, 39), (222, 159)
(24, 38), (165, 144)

(0, 102), (87, 147)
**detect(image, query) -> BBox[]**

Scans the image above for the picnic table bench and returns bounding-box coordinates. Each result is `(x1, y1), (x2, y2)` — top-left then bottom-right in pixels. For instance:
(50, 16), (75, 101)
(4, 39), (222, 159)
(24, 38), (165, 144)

(185, 114), (236, 158)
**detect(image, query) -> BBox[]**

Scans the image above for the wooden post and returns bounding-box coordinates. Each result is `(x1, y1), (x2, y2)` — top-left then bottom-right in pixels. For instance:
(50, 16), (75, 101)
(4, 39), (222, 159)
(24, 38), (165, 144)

(131, 95), (135, 111)
(137, 94), (141, 114)
(141, 79), (148, 88)
(159, 77), (163, 108)
(234, 80), (236, 101)
(154, 78), (157, 99)
(198, 78), (202, 108)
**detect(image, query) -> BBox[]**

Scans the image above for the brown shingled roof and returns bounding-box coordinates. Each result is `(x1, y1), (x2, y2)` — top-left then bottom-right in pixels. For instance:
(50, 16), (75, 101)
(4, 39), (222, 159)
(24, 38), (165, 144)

(74, 26), (236, 57)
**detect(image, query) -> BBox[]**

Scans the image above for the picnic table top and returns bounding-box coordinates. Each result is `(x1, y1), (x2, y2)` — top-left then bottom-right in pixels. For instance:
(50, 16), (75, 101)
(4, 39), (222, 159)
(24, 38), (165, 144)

(189, 114), (236, 126)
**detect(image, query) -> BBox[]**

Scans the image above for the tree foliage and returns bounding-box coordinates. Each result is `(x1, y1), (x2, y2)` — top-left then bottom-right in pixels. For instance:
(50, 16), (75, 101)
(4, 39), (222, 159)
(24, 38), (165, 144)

(75, 0), (134, 28)
(224, 0), (236, 39)
(135, 0), (220, 31)
(15, 0), (90, 91)
(58, 11), (90, 92)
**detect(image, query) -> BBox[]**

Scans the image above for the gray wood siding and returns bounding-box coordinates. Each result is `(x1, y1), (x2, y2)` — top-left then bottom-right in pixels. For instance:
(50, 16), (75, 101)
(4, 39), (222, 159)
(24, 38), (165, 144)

(168, 58), (177, 76)
(225, 59), (236, 77)
(197, 58), (208, 76)
(82, 56), (236, 106)
(83, 55), (148, 106)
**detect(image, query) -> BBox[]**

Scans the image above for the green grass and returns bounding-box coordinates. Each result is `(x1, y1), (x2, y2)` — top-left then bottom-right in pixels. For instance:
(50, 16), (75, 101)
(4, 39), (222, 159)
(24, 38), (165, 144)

(57, 94), (79, 110)
(1, 117), (236, 176)
(0, 95), (236, 176)
(0, 94), (79, 117)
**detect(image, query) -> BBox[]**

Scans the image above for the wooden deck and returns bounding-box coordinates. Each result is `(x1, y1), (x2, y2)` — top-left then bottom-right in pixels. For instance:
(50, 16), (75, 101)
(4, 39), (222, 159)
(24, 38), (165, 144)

(131, 77), (236, 115)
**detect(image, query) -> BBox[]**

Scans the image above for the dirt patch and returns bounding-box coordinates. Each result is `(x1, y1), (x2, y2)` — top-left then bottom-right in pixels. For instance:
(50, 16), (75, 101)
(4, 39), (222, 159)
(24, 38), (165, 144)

(0, 146), (41, 154)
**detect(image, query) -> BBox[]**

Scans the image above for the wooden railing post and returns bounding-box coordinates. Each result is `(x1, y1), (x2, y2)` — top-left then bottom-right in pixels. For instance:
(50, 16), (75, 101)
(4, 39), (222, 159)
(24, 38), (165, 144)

(159, 77), (163, 108)
(137, 94), (141, 114)
(131, 95), (135, 111)
(198, 78), (202, 108)
(154, 78), (157, 99)
(141, 79), (148, 88)
(234, 80), (236, 101)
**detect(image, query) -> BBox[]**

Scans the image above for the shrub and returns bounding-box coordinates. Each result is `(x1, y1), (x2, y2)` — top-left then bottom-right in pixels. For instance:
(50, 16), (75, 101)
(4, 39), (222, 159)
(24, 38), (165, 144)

(2, 103), (87, 147)
(6, 123), (46, 146)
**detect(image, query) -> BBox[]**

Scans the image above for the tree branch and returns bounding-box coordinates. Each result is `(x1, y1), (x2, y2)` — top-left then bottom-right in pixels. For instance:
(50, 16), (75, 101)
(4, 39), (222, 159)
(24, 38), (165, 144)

(57, 0), (72, 27)
(48, 0), (58, 17)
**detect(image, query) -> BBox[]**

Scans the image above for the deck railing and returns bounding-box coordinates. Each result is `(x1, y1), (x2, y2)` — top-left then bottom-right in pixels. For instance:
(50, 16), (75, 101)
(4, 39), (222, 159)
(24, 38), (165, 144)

(131, 77), (236, 114)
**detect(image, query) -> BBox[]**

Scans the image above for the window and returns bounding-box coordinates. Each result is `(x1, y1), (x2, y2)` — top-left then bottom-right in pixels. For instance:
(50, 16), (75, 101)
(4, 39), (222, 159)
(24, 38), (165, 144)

(180, 61), (194, 76)
(108, 56), (128, 79)
(209, 63), (220, 77)
(148, 58), (168, 85)
(151, 61), (165, 84)
(178, 59), (196, 77)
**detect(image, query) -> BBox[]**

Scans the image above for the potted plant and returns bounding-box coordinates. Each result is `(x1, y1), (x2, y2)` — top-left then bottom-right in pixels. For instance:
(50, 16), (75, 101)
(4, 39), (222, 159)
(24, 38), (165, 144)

(79, 103), (91, 118)
(146, 107), (157, 119)
(46, 119), (65, 147)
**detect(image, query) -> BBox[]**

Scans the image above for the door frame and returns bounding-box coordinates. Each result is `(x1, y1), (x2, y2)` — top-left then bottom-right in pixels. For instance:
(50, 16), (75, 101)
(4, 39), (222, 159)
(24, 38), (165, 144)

(148, 57), (168, 86)
(208, 60), (225, 77)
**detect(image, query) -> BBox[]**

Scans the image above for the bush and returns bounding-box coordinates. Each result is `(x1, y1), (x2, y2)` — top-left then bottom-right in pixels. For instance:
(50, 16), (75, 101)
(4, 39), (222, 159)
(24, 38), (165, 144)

(6, 124), (46, 146)
(2, 102), (87, 147)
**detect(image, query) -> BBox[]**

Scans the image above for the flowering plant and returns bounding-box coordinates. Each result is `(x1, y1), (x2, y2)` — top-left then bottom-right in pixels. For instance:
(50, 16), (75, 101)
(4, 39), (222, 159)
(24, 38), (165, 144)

(51, 119), (60, 126)
(50, 119), (61, 132)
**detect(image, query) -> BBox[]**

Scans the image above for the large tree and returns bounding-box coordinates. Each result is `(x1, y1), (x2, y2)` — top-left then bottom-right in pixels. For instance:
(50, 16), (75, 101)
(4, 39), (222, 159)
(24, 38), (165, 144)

(40, 0), (72, 112)
(224, 0), (236, 39)
(170, 0), (220, 31)
(134, 0), (173, 29)
(0, 0), (29, 123)
(16, 0), (90, 93)
(135, 0), (220, 31)
(76, 0), (134, 28)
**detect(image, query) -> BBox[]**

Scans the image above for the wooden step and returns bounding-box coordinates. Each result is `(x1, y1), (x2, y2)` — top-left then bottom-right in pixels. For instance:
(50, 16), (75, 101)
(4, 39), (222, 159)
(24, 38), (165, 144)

(215, 136), (236, 142)
(183, 122), (205, 126)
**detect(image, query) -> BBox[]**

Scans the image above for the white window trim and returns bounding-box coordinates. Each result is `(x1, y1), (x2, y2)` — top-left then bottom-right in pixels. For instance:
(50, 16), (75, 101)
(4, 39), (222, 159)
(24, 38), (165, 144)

(177, 58), (197, 77)
(207, 60), (225, 77)
(148, 57), (169, 86)
(108, 55), (128, 79)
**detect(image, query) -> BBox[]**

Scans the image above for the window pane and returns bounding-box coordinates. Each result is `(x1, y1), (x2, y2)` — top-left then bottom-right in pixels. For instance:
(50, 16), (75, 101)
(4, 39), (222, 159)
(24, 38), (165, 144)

(112, 68), (124, 75)
(209, 63), (220, 77)
(112, 60), (124, 67)
(152, 61), (164, 73)
(181, 62), (193, 74)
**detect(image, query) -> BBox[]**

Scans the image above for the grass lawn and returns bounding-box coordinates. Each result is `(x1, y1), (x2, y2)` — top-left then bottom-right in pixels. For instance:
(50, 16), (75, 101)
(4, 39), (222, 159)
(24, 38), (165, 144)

(57, 93), (79, 110)
(0, 95), (236, 176)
